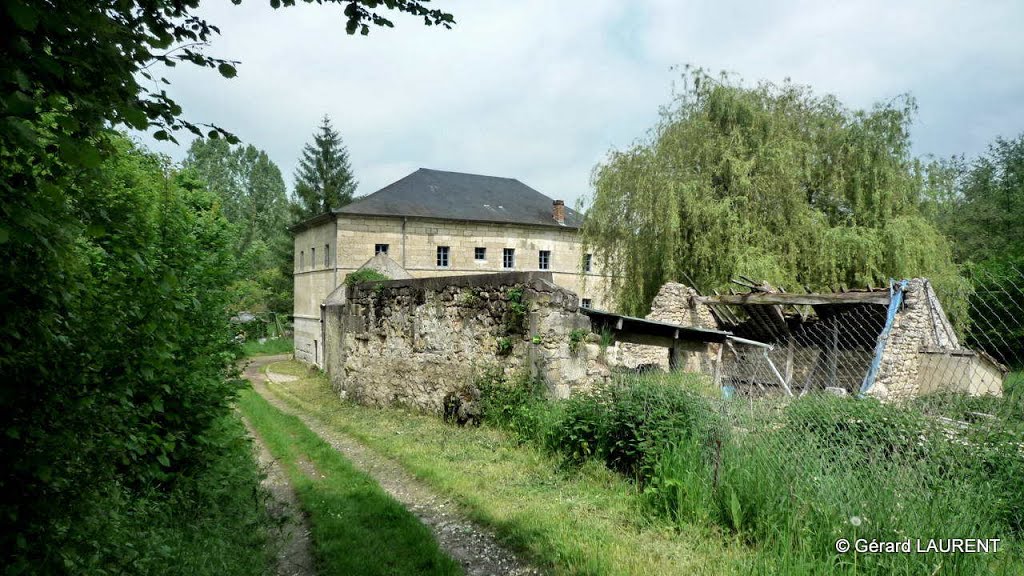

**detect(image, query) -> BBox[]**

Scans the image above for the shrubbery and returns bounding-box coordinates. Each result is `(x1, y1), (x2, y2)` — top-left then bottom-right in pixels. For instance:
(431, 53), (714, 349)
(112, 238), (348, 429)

(1, 135), (258, 571)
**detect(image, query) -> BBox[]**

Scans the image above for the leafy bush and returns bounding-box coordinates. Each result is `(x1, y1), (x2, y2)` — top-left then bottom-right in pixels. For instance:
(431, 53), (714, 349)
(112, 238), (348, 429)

(547, 373), (718, 481)
(495, 337), (514, 356)
(503, 286), (528, 334)
(475, 367), (553, 444)
(2, 135), (247, 566)
(344, 268), (390, 286)
(568, 329), (588, 354)
(43, 415), (272, 576)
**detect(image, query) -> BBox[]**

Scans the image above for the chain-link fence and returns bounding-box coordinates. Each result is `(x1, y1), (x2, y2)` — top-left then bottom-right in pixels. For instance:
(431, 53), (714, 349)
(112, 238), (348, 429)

(649, 266), (1024, 573)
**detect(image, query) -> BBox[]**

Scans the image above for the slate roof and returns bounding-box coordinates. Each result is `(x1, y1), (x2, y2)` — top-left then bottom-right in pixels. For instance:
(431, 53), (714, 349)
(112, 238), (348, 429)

(334, 168), (582, 229)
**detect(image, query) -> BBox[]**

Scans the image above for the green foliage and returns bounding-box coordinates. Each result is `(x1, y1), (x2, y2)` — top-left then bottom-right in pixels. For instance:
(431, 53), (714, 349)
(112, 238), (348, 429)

(238, 388), (462, 576)
(475, 368), (551, 444)
(495, 337), (514, 356)
(183, 137), (292, 315)
(291, 115), (359, 221)
(568, 329), (589, 354)
(344, 268), (391, 286)
(926, 134), (1024, 265)
(241, 336), (295, 357)
(0, 134), (245, 569)
(51, 415), (273, 576)
(583, 67), (963, 315)
(547, 374), (718, 480)
(642, 394), (1024, 574)
(503, 285), (528, 334)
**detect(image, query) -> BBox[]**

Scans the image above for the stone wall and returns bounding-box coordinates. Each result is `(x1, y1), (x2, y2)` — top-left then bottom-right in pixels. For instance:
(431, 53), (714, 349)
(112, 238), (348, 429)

(620, 283), (721, 373)
(323, 272), (612, 413)
(871, 278), (1003, 400)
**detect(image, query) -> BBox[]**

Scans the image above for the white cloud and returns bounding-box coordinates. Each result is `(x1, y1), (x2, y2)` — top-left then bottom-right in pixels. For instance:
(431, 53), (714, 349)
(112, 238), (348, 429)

(142, 0), (1024, 208)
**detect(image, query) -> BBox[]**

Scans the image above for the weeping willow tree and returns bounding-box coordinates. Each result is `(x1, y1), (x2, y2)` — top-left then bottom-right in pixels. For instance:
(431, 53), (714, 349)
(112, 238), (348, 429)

(583, 68), (965, 316)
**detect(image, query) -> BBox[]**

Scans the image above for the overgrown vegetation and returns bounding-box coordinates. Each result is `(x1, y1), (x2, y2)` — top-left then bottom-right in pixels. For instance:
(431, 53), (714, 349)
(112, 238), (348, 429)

(568, 329), (589, 354)
(261, 362), (747, 575)
(344, 268), (391, 286)
(238, 387), (462, 576)
(503, 285), (528, 334)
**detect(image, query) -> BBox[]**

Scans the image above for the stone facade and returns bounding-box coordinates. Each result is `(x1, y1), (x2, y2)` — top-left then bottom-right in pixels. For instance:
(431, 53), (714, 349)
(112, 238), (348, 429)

(294, 213), (611, 367)
(323, 272), (612, 413)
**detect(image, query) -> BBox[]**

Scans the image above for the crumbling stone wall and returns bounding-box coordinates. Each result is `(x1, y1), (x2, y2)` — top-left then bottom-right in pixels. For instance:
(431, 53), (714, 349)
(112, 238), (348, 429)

(322, 272), (611, 413)
(871, 278), (1002, 401)
(620, 283), (720, 373)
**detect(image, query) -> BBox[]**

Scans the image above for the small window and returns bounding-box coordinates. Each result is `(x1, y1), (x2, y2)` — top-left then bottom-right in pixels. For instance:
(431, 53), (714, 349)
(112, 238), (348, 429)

(581, 298), (592, 308)
(584, 253), (593, 273)
(324, 244), (330, 267)
(311, 247), (316, 269)
(474, 247), (486, 261)
(436, 246), (450, 268)
(375, 243), (389, 256)
(299, 251), (305, 270)
(502, 248), (515, 269)
(538, 250), (551, 270)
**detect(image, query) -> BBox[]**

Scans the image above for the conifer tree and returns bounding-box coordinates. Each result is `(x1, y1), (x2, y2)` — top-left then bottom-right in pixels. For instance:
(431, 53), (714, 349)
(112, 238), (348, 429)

(291, 116), (358, 220)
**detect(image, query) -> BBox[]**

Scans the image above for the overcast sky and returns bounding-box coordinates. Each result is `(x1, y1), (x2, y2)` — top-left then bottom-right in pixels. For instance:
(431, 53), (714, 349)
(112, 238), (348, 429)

(141, 0), (1024, 209)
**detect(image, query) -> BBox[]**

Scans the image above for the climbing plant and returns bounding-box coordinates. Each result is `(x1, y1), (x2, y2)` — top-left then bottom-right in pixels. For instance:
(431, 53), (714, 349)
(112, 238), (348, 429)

(583, 67), (965, 315)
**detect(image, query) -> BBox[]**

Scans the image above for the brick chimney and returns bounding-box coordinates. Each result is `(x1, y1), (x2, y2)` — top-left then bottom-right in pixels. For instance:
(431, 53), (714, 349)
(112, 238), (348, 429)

(552, 200), (565, 225)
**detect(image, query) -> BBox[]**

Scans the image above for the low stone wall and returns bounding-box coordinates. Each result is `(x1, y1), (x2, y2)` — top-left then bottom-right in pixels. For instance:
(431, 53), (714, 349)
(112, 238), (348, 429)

(323, 272), (612, 413)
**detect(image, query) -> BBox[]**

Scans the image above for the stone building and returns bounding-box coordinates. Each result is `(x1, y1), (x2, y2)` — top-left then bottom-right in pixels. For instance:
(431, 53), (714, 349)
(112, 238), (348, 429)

(291, 168), (610, 366)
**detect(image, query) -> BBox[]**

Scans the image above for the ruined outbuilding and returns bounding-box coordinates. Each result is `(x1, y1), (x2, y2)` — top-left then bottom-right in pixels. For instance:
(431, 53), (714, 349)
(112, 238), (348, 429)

(626, 279), (1006, 401)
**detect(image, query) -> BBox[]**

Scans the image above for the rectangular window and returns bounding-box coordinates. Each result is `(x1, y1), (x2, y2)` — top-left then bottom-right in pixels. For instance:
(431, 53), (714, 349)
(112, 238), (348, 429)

(375, 243), (389, 256)
(584, 253), (593, 273)
(474, 247), (486, 261)
(502, 248), (515, 269)
(300, 251), (304, 270)
(324, 244), (330, 267)
(311, 247), (316, 269)
(538, 250), (551, 270)
(581, 298), (593, 308)
(436, 246), (450, 268)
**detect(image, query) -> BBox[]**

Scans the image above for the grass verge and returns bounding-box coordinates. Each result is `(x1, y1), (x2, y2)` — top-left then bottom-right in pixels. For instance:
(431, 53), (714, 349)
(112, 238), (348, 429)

(262, 360), (747, 575)
(237, 387), (462, 576)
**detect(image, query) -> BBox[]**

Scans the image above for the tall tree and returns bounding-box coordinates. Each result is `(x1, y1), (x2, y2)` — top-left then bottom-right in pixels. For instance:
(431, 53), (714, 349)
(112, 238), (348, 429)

(184, 138), (292, 314)
(184, 138), (289, 255)
(583, 68), (963, 316)
(934, 134), (1024, 264)
(291, 116), (359, 220)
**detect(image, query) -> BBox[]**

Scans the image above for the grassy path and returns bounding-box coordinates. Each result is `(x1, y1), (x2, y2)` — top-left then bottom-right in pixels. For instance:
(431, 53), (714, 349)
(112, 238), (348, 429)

(260, 360), (749, 575)
(241, 358), (538, 576)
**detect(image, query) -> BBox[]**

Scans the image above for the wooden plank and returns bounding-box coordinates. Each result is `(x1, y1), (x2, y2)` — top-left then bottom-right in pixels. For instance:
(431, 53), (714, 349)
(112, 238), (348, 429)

(699, 291), (891, 306)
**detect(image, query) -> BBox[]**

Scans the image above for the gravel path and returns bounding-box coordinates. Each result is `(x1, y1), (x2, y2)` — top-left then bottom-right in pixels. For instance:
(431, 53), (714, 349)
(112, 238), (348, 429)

(243, 356), (541, 576)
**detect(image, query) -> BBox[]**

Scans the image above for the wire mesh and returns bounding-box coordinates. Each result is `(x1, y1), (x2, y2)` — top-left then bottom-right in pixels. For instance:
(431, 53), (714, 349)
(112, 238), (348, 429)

(649, 266), (1024, 572)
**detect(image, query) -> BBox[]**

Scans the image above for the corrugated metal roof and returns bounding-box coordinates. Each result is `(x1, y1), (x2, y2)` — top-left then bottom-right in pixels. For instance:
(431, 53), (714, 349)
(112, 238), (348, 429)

(336, 168), (582, 228)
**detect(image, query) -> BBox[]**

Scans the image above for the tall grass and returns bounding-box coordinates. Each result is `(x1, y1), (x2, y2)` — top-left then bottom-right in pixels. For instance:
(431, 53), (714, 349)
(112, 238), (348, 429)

(479, 371), (1023, 575)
